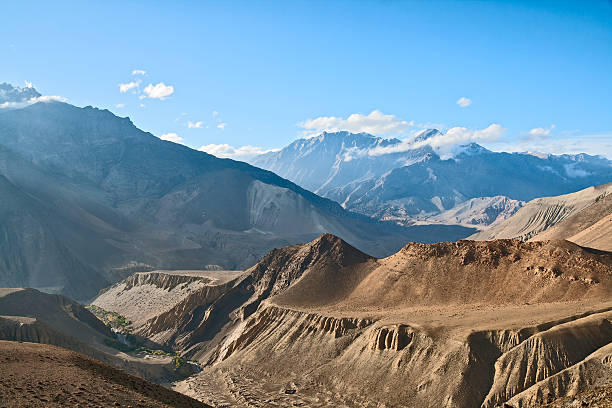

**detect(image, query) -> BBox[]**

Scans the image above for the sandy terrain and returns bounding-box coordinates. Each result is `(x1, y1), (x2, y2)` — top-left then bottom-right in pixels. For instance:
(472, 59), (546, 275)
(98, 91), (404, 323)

(0, 288), (195, 384)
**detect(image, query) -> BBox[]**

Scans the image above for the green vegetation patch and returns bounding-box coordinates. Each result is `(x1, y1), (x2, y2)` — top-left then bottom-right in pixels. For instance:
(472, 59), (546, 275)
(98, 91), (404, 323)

(86, 304), (131, 330)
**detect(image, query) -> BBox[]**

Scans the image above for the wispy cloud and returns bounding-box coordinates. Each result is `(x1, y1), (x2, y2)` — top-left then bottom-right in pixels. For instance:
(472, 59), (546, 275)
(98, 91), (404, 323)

(199, 144), (278, 160)
(528, 124), (555, 138)
(365, 124), (505, 157)
(115, 103), (125, 108)
(456, 97), (472, 108)
(143, 82), (174, 100)
(299, 110), (413, 137)
(132, 69), (146, 75)
(119, 81), (139, 93)
(159, 132), (184, 144)
(217, 123), (227, 130)
(188, 121), (203, 129)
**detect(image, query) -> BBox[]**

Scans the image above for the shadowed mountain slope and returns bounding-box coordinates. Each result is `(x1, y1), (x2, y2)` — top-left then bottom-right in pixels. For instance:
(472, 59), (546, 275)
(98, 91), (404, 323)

(0, 288), (198, 383)
(0, 99), (472, 299)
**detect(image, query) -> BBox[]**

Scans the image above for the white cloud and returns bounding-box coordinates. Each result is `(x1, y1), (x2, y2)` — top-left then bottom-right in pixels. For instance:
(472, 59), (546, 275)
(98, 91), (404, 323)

(143, 82), (174, 100)
(139, 103), (145, 108)
(0, 94), (68, 109)
(528, 124), (555, 138)
(456, 97), (472, 108)
(132, 69), (146, 75)
(29, 95), (68, 103)
(188, 121), (203, 129)
(119, 81), (139, 93)
(299, 110), (413, 137)
(115, 103), (125, 108)
(217, 123), (227, 130)
(24, 80), (33, 88)
(199, 144), (279, 160)
(366, 124), (506, 157)
(212, 110), (219, 116)
(159, 133), (184, 144)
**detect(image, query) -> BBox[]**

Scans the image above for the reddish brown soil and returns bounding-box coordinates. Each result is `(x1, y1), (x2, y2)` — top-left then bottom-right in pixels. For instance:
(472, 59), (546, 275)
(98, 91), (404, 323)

(0, 340), (209, 408)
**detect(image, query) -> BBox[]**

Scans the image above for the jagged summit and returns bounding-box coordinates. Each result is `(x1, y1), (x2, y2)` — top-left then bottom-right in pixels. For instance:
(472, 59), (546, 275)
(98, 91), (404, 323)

(412, 128), (441, 143)
(251, 128), (612, 226)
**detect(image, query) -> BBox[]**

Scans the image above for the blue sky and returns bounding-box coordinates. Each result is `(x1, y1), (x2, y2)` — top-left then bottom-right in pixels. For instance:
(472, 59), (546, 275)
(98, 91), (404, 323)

(2, 0), (612, 158)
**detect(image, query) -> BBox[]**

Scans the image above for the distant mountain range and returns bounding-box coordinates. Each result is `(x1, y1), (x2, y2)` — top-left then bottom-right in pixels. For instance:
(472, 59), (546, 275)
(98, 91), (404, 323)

(0, 84), (471, 300)
(251, 131), (612, 227)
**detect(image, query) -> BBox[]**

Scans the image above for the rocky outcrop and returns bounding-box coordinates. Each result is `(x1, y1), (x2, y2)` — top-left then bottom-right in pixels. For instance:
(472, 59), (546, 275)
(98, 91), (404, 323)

(370, 324), (414, 351)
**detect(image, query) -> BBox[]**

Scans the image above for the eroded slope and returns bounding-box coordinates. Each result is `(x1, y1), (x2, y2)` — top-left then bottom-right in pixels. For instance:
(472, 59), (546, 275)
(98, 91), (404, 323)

(97, 235), (612, 407)
(470, 182), (612, 242)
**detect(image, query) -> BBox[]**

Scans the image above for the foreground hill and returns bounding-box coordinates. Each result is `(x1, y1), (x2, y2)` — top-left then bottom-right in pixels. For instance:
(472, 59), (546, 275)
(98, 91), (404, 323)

(471, 182), (612, 250)
(0, 341), (209, 408)
(0, 288), (196, 383)
(95, 234), (612, 407)
(251, 131), (612, 225)
(0, 93), (471, 299)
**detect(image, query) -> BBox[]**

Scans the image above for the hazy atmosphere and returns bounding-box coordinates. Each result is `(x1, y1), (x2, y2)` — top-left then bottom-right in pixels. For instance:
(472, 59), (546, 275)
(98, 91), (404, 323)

(2, 2), (612, 408)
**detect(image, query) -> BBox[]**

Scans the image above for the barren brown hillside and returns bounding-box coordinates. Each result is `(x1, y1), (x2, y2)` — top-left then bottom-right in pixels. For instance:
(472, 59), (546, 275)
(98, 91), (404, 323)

(96, 234), (612, 407)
